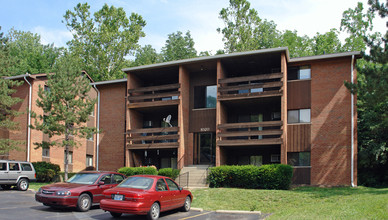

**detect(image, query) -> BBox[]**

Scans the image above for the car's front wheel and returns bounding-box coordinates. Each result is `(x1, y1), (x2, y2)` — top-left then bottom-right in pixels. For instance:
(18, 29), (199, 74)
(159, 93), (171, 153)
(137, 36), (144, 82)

(77, 193), (92, 212)
(147, 202), (160, 220)
(17, 178), (29, 191)
(110, 212), (122, 218)
(181, 196), (191, 212)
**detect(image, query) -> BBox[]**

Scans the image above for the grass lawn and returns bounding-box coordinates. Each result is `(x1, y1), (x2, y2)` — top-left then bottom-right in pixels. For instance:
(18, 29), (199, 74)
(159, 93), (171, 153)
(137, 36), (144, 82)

(29, 182), (52, 191)
(191, 186), (388, 219)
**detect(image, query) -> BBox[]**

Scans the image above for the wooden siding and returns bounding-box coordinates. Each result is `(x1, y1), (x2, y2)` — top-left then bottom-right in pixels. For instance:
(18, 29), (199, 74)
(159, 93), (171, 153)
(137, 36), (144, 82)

(287, 124), (311, 152)
(190, 109), (216, 133)
(287, 80), (311, 109)
(292, 167), (311, 185)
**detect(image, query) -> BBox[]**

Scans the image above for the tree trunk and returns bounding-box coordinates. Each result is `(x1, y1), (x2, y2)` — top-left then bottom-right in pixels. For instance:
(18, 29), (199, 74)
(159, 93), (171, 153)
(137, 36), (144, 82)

(64, 134), (69, 181)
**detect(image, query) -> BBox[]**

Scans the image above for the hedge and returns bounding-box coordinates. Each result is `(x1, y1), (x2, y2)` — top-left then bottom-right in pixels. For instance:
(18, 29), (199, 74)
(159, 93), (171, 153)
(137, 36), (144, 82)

(207, 164), (293, 190)
(158, 168), (180, 179)
(32, 161), (60, 182)
(118, 166), (158, 176)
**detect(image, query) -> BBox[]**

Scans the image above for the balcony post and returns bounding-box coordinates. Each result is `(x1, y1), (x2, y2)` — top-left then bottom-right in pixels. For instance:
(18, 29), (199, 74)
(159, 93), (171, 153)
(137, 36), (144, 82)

(281, 52), (288, 164)
(178, 66), (190, 169)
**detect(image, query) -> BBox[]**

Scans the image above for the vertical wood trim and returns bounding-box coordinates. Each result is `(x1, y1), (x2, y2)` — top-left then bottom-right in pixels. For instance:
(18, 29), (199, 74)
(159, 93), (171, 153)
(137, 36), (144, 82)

(281, 53), (288, 164)
(216, 59), (227, 166)
(178, 66), (190, 169)
(287, 124), (311, 152)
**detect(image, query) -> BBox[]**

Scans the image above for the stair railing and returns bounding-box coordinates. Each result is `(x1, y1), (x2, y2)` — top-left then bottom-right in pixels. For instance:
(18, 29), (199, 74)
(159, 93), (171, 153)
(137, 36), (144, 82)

(177, 171), (189, 188)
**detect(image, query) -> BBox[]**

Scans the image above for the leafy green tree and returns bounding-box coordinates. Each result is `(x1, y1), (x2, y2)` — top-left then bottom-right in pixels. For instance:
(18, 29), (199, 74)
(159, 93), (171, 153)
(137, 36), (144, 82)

(217, 0), (280, 53)
(279, 30), (313, 57)
(31, 52), (97, 180)
(311, 29), (343, 55)
(64, 3), (146, 81)
(344, 0), (388, 186)
(0, 27), (24, 155)
(131, 44), (161, 67)
(6, 28), (62, 75)
(161, 31), (197, 62)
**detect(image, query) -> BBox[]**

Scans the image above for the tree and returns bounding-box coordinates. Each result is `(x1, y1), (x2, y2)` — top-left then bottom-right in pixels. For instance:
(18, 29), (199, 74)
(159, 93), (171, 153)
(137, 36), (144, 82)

(64, 3), (146, 81)
(217, 0), (280, 53)
(31, 52), (97, 180)
(311, 29), (343, 55)
(131, 44), (161, 67)
(343, 0), (388, 186)
(161, 31), (197, 62)
(0, 27), (24, 155)
(279, 30), (313, 57)
(6, 28), (62, 75)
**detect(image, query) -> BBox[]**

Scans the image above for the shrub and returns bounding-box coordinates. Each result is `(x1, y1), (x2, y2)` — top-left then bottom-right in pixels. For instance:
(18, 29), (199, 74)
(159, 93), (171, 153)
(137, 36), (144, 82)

(158, 168), (180, 179)
(32, 161), (61, 182)
(118, 166), (158, 176)
(207, 164), (293, 190)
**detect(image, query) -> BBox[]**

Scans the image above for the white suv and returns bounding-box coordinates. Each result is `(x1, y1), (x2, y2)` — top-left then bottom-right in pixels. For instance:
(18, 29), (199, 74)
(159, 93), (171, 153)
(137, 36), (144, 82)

(0, 160), (36, 191)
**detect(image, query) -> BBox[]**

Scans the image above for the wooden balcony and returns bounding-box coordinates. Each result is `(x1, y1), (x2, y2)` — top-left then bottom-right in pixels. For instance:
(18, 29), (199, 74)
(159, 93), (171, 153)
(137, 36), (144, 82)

(127, 83), (180, 109)
(217, 121), (283, 146)
(218, 72), (283, 101)
(126, 127), (179, 149)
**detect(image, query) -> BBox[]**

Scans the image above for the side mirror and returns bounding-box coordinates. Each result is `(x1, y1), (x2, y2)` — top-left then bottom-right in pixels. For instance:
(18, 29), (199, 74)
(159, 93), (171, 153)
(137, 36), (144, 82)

(178, 186), (183, 191)
(98, 181), (105, 185)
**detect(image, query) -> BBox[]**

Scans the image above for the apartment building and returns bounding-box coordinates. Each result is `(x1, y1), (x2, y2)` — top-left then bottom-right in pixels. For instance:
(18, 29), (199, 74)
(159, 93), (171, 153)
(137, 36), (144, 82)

(93, 48), (358, 186)
(1, 73), (97, 172)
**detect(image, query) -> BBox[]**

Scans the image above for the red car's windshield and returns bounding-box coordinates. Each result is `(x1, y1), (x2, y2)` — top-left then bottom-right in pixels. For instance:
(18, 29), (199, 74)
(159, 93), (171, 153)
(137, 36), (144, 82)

(118, 176), (154, 190)
(66, 173), (101, 184)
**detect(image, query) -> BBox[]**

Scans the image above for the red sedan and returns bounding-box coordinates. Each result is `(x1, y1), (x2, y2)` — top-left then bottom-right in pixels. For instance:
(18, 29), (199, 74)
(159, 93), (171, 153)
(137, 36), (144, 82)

(35, 171), (126, 211)
(100, 175), (192, 220)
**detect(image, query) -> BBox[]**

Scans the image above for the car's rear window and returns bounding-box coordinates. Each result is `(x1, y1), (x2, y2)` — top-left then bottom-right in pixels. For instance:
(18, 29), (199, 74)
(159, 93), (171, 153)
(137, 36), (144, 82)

(21, 163), (33, 171)
(118, 177), (154, 190)
(66, 173), (100, 184)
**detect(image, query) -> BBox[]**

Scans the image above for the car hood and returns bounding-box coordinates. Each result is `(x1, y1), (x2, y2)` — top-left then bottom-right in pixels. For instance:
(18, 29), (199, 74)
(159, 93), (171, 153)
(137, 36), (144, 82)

(41, 182), (88, 190)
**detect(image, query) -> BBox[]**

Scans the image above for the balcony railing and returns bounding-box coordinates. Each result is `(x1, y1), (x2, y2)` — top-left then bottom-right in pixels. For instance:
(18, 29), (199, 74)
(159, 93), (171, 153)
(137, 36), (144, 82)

(127, 83), (180, 108)
(218, 72), (283, 101)
(217, 121), (283, 146)
(126, 127), (179, 149)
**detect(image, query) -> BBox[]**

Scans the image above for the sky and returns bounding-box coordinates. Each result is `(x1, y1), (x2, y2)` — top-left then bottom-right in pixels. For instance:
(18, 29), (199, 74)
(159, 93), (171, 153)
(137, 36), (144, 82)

(0, 0), (386, 55)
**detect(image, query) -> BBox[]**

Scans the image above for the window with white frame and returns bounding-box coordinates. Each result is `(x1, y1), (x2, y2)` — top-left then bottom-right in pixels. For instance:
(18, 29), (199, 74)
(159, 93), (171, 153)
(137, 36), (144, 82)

(65, 151), (73, 164)
(86, 155), (93, 167)
(271, 154), (280, 163)
(288, 66), (311, 80)
(42, 147), (50, 157)
(288, 109), (311, 124)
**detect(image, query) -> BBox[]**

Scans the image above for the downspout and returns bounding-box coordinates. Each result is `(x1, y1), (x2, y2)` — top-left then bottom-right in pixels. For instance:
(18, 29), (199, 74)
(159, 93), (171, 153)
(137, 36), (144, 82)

(351, 55), (355, 187)
(23, 74), (32, 162)
(93, 85), (100, 171)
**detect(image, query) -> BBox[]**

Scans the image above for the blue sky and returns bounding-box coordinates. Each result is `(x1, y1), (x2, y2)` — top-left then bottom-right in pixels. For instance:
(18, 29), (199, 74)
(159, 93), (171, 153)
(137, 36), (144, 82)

(1, 0), (385, 54)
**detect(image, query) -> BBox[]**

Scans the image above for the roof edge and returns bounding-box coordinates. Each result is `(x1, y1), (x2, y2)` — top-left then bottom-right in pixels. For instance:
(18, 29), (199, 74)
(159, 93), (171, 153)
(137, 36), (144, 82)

(4, 74), (31, 80)
(290, 51), (361, 63)
(90, 78), (127, 86)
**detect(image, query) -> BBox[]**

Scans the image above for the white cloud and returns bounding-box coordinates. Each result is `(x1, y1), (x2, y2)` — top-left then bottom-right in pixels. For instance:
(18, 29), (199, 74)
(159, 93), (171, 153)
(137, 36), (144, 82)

(32, 26), (72, 48)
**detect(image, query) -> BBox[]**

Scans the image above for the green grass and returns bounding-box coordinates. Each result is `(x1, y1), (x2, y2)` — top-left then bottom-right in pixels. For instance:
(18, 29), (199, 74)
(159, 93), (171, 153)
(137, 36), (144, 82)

(29, 182), (52, 191)
(191, 186), (388, 219)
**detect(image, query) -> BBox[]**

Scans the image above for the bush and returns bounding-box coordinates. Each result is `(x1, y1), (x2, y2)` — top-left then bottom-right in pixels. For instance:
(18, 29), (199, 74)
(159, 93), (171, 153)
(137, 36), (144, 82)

(207, 164), (293, 190)
(118, 166), (158, 176)
(32, 161), (61, 182)
(158, 168), (180, 179)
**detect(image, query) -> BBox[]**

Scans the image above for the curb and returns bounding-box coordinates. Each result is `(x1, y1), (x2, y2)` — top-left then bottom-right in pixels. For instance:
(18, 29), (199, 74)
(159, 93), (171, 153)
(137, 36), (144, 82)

(190, 207), (203, 212)
(216, 210), (262, 214)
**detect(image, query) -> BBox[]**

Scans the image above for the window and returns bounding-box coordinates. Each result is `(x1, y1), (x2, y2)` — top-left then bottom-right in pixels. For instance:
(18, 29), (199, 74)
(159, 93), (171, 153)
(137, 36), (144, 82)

(44, 85), (51, 93)
(0, 162), (6, 171)
(87, 134), (94, 141)
(288, 152), (311, 166)
(288, 109), (311, 124)
(90, 107), (94, 116)
(9, 163), (19, 171)
(156, 179), (167, 191)
(112, 174), (125, 184)
(42, 147), (50, 157)
(21, 163), (33, 171)
(288, 66), (311, 80)
(86, 155), (93, 167)
(194, 85), (217, 109)
(250, 156), (262, 166)
(65, 151), (73, 164)
(165, 178), (179, 191)
(271, 154), (280, 163)
(100, 175), (112, 184)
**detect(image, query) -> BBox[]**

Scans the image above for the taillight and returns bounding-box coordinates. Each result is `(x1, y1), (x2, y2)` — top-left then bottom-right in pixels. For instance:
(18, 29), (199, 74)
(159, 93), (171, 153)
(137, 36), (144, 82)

(35, 173), (36, 178)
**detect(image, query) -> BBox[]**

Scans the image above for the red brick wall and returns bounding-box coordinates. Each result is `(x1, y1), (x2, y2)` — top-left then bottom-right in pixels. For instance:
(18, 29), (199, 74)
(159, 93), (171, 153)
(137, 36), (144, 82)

(98, 82), (126, 171)
(309, 57), (356, 186)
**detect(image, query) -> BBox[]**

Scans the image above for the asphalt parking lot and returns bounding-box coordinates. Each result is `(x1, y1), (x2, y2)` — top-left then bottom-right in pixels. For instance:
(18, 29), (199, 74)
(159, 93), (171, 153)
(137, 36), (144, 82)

(0, 188), (268, 220)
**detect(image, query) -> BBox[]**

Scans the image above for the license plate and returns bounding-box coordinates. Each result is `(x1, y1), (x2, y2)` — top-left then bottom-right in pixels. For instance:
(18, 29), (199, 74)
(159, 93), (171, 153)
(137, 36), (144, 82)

(113, 194), (124, 201)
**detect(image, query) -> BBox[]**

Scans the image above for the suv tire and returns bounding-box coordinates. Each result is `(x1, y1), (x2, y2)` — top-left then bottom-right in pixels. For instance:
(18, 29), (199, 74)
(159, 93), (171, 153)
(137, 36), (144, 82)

(17, 178), (29, 191)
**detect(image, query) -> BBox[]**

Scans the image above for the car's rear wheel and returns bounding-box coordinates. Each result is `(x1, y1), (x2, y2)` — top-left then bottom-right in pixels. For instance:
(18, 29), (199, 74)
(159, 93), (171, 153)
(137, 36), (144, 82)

(110, 212), (122, 218)
(147, 202), (160, 220)
(1, 185), (11, 190)
(17, 178), (29, 191)
(77, 193), (92, 212)
(181, 196), (191, 212)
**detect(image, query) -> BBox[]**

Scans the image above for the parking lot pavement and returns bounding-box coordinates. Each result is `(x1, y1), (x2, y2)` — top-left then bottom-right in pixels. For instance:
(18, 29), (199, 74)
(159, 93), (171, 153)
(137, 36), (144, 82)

(0, 189), (268, 220)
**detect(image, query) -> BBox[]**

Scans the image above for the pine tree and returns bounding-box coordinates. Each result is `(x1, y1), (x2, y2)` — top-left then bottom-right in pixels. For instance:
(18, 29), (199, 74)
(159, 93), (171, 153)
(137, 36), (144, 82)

(31, 52), (97, 180)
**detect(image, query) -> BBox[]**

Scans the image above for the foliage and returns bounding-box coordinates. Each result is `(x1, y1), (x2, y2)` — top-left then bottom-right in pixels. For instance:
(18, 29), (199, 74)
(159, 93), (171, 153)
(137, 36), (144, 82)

(207, 164), (293, 190)
(278, 30), (312, 57)
(64, 3), (146, 81)
(32, 161), (60, 182)
(30, 52), (97, 180)
(131, 44), (161, 67)
(161, 31), (197, 62)
(0, 27), (24, 155)
(343, 0), (388, 186)
(158, 168), (180, 179)
(117, 166), (158, 176)
(191, 187), (388, 219)
(6, 28), (63, 75)
(217, 0), (280, 53)
(311, 29), (344, 55)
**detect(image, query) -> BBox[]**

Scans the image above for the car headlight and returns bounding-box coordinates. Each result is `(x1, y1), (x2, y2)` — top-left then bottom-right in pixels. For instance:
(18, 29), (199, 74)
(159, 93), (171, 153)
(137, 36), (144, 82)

(56, 191), (71, 196)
